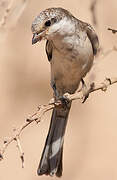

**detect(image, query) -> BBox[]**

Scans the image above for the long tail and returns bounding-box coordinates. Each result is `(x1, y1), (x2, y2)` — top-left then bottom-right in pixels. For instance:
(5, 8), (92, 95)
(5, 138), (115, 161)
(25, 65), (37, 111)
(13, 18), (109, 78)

(37, 102), (71, 177)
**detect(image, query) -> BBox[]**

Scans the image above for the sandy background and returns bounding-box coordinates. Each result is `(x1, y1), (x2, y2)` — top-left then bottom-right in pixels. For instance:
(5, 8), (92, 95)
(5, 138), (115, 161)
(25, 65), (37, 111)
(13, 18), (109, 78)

(0, 0), (117, 180)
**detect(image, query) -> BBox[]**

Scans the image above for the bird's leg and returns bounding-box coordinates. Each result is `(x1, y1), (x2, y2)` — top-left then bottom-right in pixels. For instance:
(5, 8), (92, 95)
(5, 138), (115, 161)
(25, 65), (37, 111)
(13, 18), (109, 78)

(51, 81), (70, 108)
(51, 81), (59, 99)
(81, 78), (89, 103)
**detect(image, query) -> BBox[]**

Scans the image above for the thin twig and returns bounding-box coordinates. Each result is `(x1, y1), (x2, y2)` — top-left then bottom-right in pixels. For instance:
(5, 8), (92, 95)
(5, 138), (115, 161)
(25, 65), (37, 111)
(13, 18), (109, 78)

(108, 28), (117, 34)
(0, 77), (117, 165)
(15, 137), (24, 168)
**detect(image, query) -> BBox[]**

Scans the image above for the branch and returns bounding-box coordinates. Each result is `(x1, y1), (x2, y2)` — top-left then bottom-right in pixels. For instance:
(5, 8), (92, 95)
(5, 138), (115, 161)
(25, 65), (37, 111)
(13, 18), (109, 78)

(108, 28), (117, 34)
(0, 77), (117, 166)
(15, 137), (24, 168)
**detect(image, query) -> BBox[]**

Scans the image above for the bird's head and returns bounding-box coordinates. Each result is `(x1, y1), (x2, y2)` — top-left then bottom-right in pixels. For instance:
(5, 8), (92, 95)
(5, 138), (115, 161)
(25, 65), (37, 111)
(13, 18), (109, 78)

(31, 7), (74, 45)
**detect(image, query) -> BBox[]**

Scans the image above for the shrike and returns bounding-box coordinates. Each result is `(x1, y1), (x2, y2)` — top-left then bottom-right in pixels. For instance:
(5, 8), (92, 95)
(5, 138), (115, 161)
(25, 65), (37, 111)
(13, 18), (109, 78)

(31, 7), (99, 177)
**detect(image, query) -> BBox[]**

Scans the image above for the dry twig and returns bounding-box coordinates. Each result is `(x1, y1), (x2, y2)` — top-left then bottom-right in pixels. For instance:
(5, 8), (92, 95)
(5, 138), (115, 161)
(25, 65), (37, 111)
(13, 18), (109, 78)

(0, 77), (117, 166)
(15, 137), (24, 168)
(108, 28), (117, 34)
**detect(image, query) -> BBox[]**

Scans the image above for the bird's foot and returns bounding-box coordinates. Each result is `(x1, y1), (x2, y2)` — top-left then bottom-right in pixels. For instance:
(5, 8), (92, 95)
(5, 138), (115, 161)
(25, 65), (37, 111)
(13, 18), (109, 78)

(54, 93), (70, 109)
(59, 95), (70, 108)
(51, 81), (70, 108)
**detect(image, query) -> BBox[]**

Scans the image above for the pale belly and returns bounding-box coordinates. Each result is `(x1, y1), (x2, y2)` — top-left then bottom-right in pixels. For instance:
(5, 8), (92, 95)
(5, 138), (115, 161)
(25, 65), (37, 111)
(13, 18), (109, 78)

(50, 36), (94, 95)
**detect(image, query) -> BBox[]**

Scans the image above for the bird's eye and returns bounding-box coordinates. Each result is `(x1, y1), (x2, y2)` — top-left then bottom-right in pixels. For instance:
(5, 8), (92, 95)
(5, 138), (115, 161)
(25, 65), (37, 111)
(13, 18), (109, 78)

(45, 20), (51, 27)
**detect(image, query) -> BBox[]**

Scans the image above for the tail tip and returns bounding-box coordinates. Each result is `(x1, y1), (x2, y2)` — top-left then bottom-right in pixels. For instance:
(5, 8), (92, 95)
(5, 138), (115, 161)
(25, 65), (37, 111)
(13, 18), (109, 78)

(37, 168), (43, 176)
(37, 167), (62, 177)
(37, 167), (47, 176)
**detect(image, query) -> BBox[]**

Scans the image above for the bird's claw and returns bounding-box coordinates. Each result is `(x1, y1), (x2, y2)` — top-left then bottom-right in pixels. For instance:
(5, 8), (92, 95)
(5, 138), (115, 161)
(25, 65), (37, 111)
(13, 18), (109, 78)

(82, 93), (89, 103)
(58, 95), (70, 108)
(81, 78), (89, 103)
(81, 81), (94, 103)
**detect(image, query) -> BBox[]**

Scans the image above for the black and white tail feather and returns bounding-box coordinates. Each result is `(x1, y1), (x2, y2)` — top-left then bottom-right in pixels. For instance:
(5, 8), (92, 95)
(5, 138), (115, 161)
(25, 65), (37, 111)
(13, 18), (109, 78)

(37, 103), (71, 177)
(37, 39), (72, 177)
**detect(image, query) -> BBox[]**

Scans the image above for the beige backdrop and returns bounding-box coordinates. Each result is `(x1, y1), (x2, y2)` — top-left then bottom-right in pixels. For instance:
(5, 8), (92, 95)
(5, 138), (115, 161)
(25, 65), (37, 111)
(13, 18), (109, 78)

(0, 0), (117, 180)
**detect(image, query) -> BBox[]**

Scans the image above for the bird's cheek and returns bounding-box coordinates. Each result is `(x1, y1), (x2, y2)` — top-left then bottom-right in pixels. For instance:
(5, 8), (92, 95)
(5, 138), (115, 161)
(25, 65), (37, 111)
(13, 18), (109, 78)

(45, 28), (57, 40)
(45, 29), (50, 38)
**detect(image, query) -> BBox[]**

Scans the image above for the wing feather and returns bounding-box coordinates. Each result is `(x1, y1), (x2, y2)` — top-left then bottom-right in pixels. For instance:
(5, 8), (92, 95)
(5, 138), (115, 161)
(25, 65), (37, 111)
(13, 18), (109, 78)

(45, 40), (53, 61)
(85, 24), (99, 55)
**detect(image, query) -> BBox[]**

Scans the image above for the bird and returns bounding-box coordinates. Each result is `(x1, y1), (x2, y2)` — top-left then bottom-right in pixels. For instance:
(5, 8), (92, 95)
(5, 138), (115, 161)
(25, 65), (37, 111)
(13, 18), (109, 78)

(31, 7), (99, 177)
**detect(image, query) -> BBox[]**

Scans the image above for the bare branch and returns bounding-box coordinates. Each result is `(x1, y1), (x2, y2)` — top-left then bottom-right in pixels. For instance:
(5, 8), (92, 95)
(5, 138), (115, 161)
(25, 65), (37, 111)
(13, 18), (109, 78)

(108, 28), (117, 34)
(0, 77), (117, 164)
(15, 137), (24, 168)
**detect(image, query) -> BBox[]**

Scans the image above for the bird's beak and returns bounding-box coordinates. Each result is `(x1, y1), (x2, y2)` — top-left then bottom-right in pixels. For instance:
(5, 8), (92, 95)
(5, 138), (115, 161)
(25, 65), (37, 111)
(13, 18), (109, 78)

(32, 33), (43, 45)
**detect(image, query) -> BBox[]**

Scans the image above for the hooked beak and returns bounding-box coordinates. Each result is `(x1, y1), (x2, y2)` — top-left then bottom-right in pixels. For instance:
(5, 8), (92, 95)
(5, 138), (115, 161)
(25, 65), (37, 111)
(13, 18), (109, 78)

(32, 33), (42, 45)
(32, 29), (47, 45)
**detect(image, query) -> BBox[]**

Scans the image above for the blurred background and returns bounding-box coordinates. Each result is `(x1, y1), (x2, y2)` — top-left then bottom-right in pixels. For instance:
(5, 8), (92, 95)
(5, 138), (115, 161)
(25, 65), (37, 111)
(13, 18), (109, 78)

(0, 0), (117, 180)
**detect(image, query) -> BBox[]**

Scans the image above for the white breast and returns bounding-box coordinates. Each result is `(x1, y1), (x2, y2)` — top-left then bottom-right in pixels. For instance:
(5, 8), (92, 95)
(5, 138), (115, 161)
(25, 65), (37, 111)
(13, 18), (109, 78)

(49, 18), (94, 95)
